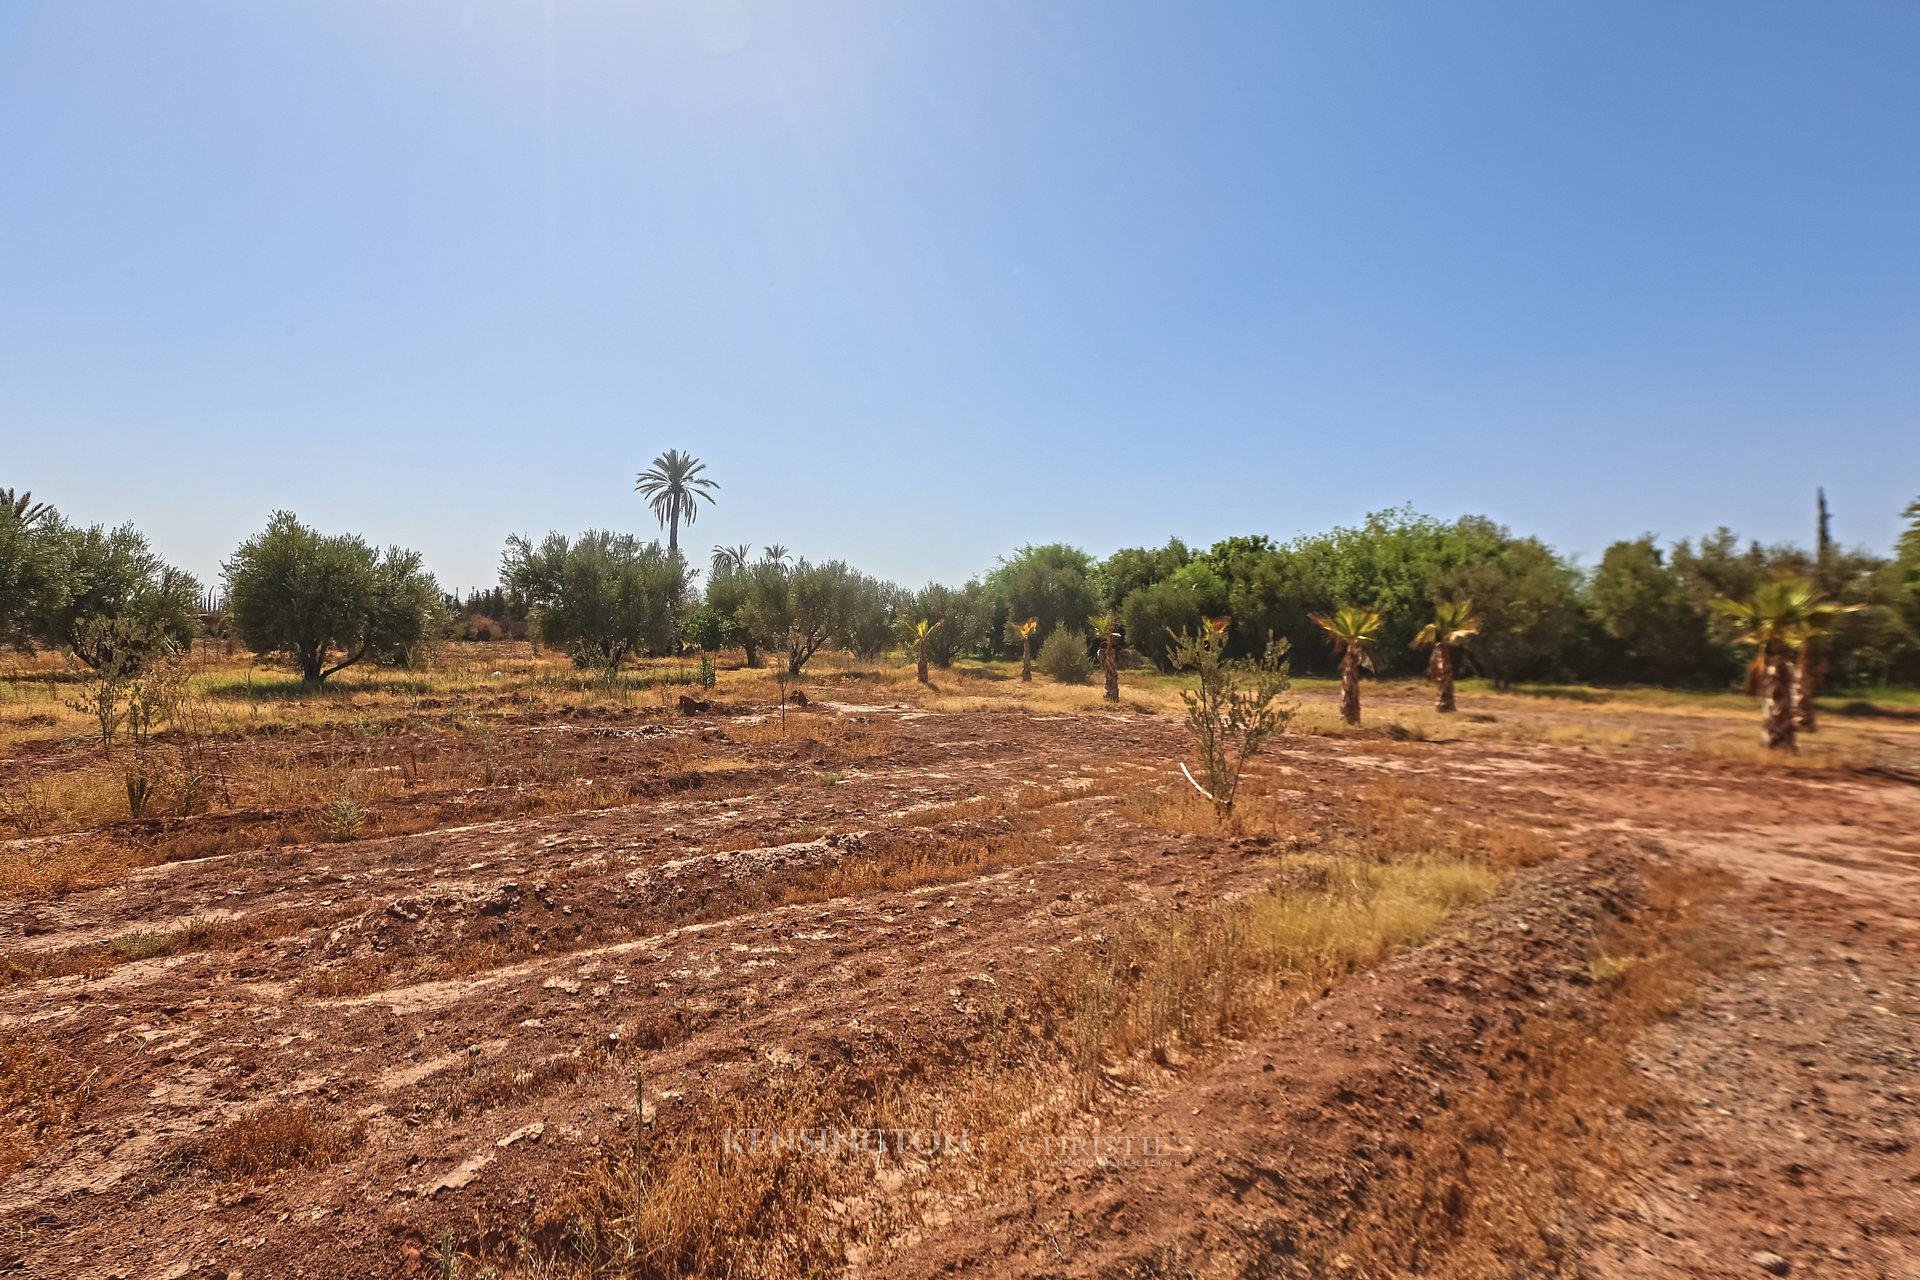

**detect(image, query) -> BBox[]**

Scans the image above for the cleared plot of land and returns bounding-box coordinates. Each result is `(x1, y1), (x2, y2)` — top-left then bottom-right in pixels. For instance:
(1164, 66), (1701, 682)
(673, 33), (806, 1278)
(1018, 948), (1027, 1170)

(1, 653), (1917, 1278)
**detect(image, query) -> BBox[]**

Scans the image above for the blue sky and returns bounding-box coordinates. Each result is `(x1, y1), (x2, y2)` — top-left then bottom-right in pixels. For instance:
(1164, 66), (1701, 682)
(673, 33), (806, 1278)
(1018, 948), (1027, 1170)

(3, 1), (1916, 594)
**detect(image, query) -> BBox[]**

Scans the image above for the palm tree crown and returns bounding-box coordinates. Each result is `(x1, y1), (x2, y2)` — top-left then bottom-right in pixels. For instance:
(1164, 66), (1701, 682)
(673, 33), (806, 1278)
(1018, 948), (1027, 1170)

(1711, 576), (1855, 682)
(1712, 574), (1859, 750)
(1310, 606), (1384, 667)
(634, 450), (718, 558)
(1, 488), (53, 528)
(711, 543), (752, 576)
(1412, 599), (1481, 652)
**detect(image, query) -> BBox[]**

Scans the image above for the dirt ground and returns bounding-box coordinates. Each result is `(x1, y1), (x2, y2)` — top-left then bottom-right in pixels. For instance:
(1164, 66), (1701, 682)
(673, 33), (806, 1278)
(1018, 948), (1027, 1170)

(2, 670), (1917, 1279)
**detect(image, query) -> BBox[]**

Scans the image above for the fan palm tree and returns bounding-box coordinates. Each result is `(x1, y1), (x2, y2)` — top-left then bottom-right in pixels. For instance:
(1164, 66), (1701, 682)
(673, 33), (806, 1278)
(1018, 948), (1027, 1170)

(711, 543), (752, 576)
(1710, 576), (1830, 750)
(1311, 606), (1383, 726)
(633, 450), (718, 560)
(1, 488), (52, 528)
(1092, 610), (1122, 702)
(1713, 576), (1856, 749)
(1793, 595), (1860, 734)
(1014, 617), (1039, 682)
(1411, 599), (1481, 713)
(912, 618), (942, 685)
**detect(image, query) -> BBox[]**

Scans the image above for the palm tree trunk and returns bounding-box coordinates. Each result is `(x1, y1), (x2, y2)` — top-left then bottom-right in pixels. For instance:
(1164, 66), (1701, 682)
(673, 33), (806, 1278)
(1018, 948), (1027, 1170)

(1102, 638), (1119, 702)
(1021, 638), (1032, 682)
(1433, 643), (1455, 713)
(1794, 641), (1819, 733)
(1340, 653), (1361, 726)
(668, 510), (679, 560)
(917, 642), (930, 685)
(1764, 643), (1797, 751)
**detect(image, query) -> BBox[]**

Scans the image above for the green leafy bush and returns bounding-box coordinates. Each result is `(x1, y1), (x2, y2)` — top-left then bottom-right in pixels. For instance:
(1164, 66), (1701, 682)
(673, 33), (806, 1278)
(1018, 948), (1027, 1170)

(1036, 625), (1092, 684)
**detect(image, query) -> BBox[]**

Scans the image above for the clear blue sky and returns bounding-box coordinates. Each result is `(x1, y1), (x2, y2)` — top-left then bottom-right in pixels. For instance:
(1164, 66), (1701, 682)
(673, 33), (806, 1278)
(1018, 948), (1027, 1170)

(3, 2), (1916, 594)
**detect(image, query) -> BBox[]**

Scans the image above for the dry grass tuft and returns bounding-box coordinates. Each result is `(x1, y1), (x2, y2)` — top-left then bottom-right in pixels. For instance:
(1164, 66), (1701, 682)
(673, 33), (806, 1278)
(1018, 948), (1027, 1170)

(3, 909), (317, 987)
(0, 834), (146, 898)
(1341, 776), (1556, 870)
(0, 1027), (96, 1180)
(1058, 855), (1500, 1089)
(1693, 732), (1888, 771)
(1119, 781), (1309, 842)
(198, 1103), (363, 1179)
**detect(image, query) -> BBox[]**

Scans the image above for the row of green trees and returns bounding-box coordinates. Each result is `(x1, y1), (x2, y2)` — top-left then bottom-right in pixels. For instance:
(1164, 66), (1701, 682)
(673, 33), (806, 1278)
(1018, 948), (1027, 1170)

(941, 502), (1920, 689)
(1, 492), (446, 690)
(500, 536), (901, 678)
(8, 477), (1919, 700)
(1, 488), (202, 681)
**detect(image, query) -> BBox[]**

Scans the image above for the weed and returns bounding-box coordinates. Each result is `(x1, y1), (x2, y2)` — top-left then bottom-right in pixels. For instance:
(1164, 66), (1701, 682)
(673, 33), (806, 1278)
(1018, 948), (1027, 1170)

(318, 797), (365, 842)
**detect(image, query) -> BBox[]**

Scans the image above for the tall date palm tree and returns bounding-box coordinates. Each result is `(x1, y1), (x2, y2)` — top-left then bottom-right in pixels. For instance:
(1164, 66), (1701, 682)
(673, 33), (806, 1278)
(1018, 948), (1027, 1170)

(634, 450), (718, 560)
(711, 543), (752, 576)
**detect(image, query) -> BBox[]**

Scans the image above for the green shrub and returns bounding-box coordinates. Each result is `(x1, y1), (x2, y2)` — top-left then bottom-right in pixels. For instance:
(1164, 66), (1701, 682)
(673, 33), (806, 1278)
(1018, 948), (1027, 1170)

(1036, 626), (1092, 684)
(682, 604), (734, 654)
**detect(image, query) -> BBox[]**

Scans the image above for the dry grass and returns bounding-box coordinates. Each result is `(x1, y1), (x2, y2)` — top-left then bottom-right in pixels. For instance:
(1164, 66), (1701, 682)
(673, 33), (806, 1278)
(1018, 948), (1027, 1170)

(1055, 855), (1501, 1092)
(1292, 862), (1737, 1279)
(1121, 772), (1554, 873)
(303, 811), (1055, 1000)
(2, 908), (318, 987)
(0, 834), (144, 899)
(500, 827), (1516, 1278)
(1692, 732), (1890, 771)
(0, 1026), (98, 1181)
(196, 1103), (364, 1180)
(1339, 775), (1557, 870)
(1118, 779), (1312, 842)
(0, 652), (919, 902)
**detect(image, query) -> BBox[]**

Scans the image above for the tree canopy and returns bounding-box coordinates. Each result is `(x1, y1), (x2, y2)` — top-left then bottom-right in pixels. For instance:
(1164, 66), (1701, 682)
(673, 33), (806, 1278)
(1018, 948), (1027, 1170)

(501, 529), (688, 675)
(226, 512), (443, 684)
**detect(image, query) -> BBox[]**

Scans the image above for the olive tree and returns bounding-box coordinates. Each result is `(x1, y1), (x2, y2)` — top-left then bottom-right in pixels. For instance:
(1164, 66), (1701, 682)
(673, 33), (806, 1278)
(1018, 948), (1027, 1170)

(225, 512), (443, 684)
(909, 581), (992, 667)
(500, 529), (687, 676)
(0, 493), (65, 648)
(43, 521), (200, 672)
(737, 558), (887, 676)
